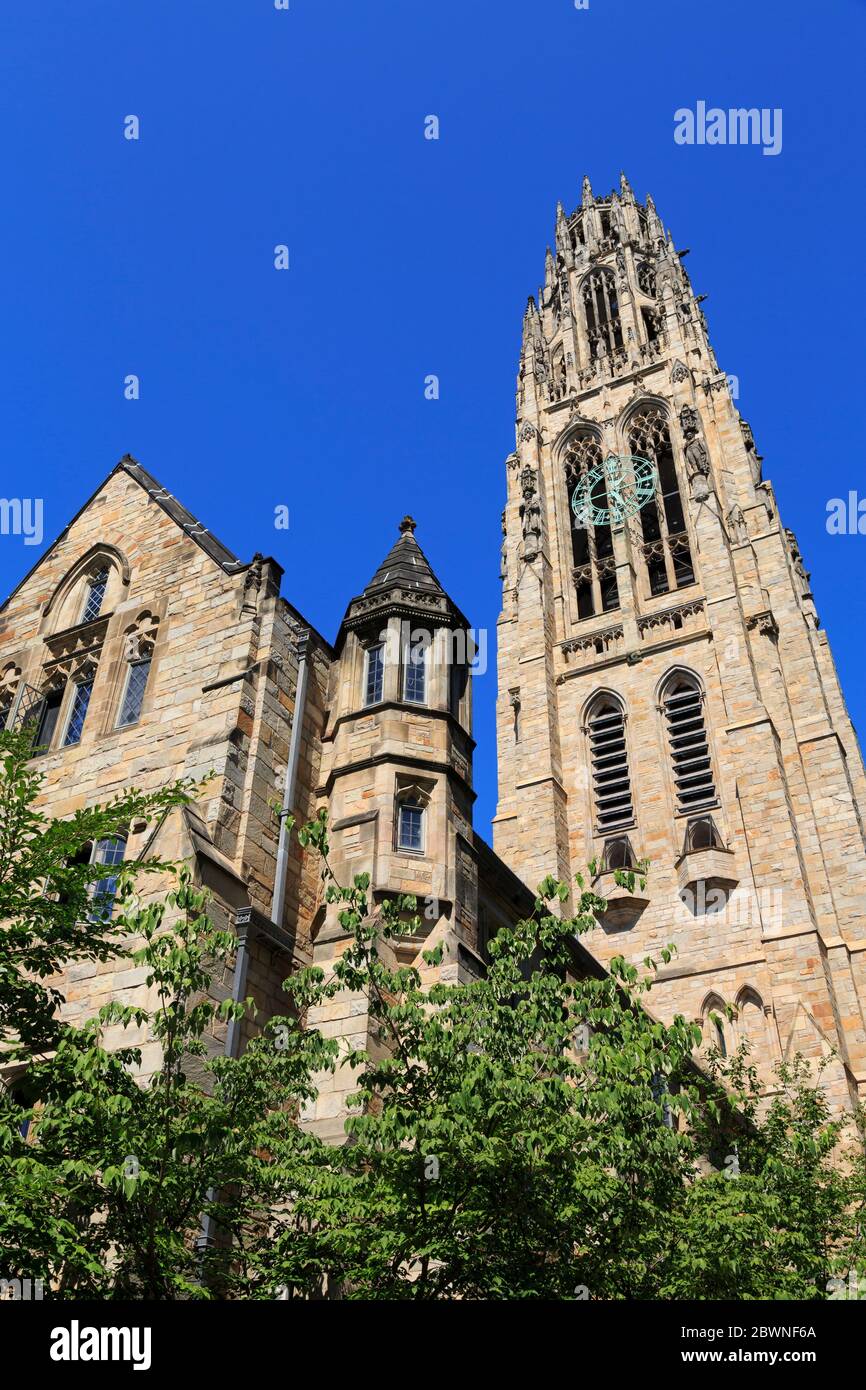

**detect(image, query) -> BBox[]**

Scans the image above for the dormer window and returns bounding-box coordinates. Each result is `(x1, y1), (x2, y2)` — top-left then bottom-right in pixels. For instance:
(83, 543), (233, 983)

(80, 567), (109, 625)
(364, 643), (384, 706)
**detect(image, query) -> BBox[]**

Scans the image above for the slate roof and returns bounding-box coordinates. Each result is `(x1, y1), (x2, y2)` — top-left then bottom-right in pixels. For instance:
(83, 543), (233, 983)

(118, 456), (243, 571)
(361, 516), (446, 598)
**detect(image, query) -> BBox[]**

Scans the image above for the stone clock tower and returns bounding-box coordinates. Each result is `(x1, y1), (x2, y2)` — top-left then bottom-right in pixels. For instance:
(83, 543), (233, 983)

(494, 174), (866, 1112)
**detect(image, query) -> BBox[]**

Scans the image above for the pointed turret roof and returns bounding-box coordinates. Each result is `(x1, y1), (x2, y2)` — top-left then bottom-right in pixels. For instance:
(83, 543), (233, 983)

(361, 515), (446, 599)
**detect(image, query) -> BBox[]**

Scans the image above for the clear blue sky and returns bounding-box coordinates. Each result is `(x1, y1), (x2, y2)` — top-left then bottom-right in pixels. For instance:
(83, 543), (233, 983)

(0, 0), (863, 835)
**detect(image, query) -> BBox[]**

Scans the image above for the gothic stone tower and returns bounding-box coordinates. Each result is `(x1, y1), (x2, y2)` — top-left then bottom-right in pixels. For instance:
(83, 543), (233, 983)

(494, 174), (866, 1112)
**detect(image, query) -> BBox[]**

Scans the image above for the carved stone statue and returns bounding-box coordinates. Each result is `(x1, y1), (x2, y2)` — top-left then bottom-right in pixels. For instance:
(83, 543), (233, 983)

(519, 465), (542, 560)
(679, 405), (711, 499)
(727, 503), (748, 545)
(785, 529), (811, 597)
(740, 419), (763, 487)
(500, 510), (508, 582)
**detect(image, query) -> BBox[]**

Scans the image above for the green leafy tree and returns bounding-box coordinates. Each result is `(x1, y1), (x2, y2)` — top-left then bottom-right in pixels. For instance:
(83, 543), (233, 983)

(0, 868), (334, 1297)
(0, 727), (192, 1051)
(2, 769), (864, 1302)
(255, 814), (866, 1301)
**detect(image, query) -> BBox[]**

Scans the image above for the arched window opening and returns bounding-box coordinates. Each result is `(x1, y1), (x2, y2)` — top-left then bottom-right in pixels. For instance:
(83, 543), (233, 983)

(628, 408), (694, 597)
(702, 995), (729, 1058)
(663, 675), (718, 814)
(641, 307), (661, 345)
(737, 989), (769, 1062)
(564, 435), (619, 620)
(588, 697), (633, 831)
(80, 567), (109, 625)
(600, 834), (637, 873)
(636, 261), (656, 297)
(683, 814), (724, 853)
(582, 268), (623, 360)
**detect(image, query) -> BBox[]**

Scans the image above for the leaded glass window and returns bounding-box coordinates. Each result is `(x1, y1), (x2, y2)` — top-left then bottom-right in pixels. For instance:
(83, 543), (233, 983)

(81, 568), (109, 624)
(365, 644), (384, 706)
(397, 800), (424, 852)
(118, 659), (151, 727)
(63, 680), (93, 746)
(89, 834), (127, 922)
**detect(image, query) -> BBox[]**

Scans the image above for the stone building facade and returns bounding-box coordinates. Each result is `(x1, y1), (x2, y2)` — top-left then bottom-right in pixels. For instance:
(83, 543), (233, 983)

(1, 175), (864, 1122)
(494, 174), (866, 1114)
(0, 458), (561, 1132)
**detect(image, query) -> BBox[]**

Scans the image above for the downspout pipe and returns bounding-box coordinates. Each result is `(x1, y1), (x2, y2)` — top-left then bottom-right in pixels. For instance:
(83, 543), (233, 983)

(270, 631), (310, 932)
(198, 631), (310, 1267)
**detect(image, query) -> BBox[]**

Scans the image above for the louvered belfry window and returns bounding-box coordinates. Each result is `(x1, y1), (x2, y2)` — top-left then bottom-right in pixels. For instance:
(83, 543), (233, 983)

(588, 698), (633, 830)
(663, 677), (717, 812)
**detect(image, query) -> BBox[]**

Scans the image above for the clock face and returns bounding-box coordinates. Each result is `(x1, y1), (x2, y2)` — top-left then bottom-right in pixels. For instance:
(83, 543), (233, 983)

(572, 453), (657, 528)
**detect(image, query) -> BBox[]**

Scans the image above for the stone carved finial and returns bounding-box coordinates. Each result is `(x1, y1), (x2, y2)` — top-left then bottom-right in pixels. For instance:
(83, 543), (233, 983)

(241, 553), (264, 617)
(581, 174), (593, 207)
(619, 170), (634, 201)
(555, 201), (570, 255)
(399, 515), (417, 535)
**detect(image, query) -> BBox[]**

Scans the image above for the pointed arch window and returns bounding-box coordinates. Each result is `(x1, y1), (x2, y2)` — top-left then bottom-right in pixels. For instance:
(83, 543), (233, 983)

(702, 995), (729, 1058)
(581, 268), (623, 360)
(663, 674), (717, 813)
(80, 567), (109, 625)
(736, 988), (770, 1064)
(564, 435), (619, 620)
(587, 695), (633, 831)
(627, 407), (693, 597)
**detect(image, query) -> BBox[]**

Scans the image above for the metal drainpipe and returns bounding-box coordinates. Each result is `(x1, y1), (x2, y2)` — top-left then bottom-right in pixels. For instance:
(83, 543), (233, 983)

(198, 631), (310, 1267)
(270, 631), (310, 932)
